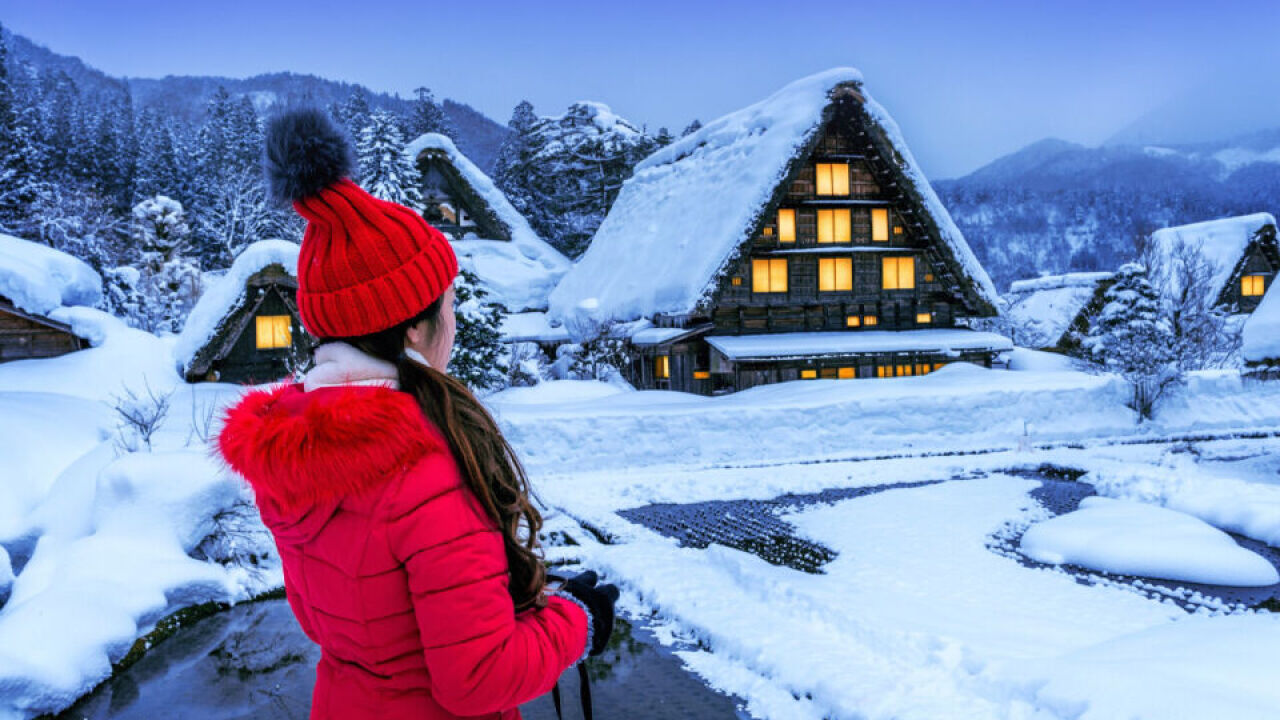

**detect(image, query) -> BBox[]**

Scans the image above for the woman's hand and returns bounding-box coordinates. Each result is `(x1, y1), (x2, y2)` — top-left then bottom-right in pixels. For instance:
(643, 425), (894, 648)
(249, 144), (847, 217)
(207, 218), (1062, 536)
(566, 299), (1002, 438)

(558, 570), (619, 656)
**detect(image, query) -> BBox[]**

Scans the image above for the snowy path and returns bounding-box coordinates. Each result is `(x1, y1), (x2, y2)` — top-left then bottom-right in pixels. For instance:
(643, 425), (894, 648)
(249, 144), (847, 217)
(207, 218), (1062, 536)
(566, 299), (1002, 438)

(538, 444), (1280, 720)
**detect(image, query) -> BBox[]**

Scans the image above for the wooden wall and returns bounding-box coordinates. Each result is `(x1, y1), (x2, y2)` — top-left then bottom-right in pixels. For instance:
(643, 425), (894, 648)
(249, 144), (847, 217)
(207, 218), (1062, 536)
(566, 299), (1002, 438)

(0, 299), (84, 363)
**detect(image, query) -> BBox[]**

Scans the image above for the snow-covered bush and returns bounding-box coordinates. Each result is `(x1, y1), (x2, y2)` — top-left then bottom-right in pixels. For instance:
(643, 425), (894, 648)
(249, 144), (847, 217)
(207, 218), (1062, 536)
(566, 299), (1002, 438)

(450, 268), (509, 392)
(1146, 239), (1239, 371)
(505, 341), (547, 387)
(1082, 262), (1177, 419)
(112, 381), (173, 453)
(566, 320), (631, 382)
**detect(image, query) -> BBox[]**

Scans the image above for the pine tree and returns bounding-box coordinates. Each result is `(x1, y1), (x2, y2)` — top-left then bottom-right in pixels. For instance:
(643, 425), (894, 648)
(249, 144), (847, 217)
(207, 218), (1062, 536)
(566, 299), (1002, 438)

(449, 268), (508, 392)
(336, 88), (371, 140)
(133, 109), (184, 202)
(408, 87), (454, 139)
(654, 127), (674, 147)
(492, 100), (537, 215)
(681, 119), (702, 137)
(0, 26), (49, 236)
(118, 195), (201, 333)
(1082, 262), (1178, 418)
(357, 109), (423, 209)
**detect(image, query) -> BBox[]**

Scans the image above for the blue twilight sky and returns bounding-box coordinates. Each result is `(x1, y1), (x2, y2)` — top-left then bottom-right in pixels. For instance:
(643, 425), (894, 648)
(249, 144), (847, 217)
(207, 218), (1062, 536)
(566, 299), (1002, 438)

(2, 0), (1278, 178)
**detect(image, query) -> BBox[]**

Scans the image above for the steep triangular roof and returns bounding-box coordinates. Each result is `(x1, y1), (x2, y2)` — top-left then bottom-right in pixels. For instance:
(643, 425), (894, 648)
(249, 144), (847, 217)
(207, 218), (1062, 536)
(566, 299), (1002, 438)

(549, 68), (1000, 327)
(173, 239), (300, 376)
(0, 233), (101, 317)
(1004, 272), (1113, 348)
(1148, 212), (1277, 304)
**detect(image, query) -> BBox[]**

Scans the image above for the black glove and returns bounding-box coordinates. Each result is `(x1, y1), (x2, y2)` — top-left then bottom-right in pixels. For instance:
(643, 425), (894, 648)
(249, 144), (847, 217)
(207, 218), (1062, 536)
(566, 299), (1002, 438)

(558, 570), (619, 657)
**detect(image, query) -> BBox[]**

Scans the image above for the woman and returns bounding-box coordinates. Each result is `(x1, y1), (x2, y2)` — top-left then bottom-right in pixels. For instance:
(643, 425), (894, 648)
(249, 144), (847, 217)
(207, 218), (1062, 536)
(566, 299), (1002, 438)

(218, 108), (617, 720)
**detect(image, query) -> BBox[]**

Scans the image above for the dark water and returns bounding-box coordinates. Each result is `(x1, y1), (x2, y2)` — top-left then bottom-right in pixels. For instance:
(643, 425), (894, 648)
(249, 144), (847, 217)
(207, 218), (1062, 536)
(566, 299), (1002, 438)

(57, 600), (746, 720)
(620, 466), (1280, 608)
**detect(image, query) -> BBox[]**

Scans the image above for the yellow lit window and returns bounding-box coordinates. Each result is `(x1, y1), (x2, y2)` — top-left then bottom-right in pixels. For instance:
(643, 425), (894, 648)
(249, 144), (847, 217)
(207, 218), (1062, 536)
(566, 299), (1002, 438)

(882, 256), (915, 290)
(255, 315), (291, 350)
(656, 355), (670, 379)
(872, 208), (889, 242)
(864, 315), (879, 326)
(817, 209), (851, 244)
(845, 315), (861, 328)
(934, 362), (946, 371)
(800, 369), (818, 379)
(763, 226), (773, 236)
(838, 367), (856, 379)
(876, 366), (889, 378)
(915, 363), (932, 375)
(893, 226), (904, 236)
(820, 368), (839, 379)
(752, 258), (788, 293)
(1242, 274), (1266, 296)
(924, 273), (935, 283)
(815, 163), (849, 196)
(897, 364), (914, 377)
(819, 257), (853, 291)
(732, 276), (743, 286)
(778, 209), (796, 243)
(693, 370), (710, 380)
(916, 312), (932, 324)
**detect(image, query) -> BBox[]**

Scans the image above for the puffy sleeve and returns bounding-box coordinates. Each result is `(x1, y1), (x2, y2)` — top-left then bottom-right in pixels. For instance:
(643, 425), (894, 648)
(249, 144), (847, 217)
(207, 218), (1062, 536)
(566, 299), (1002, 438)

(385, 449), (589, 716)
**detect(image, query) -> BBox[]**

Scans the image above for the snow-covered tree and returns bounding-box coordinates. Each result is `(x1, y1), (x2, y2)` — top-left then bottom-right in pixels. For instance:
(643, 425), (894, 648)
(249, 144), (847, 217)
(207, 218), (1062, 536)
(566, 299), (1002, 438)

(681, 119), (702, 137)
(450, 268), (508, 392)
(0, 27), (50, 236)
(194, 166), (291, 266)
(1082, 262), (1177, 419)
(334, 88), (371, 140)
(1145, 238), (1241, 371)
(408, 87), (454, 139)
(357, 110), (423, 209)
(654, 127), (674, 147)
(133, 109), (186, 203)
(112, 195), (202, 333)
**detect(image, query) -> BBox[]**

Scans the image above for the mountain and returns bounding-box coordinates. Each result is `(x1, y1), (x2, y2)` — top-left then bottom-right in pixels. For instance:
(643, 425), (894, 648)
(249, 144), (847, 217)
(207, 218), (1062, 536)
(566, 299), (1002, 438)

(1105, 77), (1280, 148)
(3, 29), (508, 171)
(936, 130), (1280, 292)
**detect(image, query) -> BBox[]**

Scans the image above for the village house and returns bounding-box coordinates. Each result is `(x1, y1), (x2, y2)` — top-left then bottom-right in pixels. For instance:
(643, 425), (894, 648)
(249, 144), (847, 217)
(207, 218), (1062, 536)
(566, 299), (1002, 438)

(173, 239), (308, 384)
(0, 233), (101, 363)
(1004, 271), (1114, 352)
(548, 68), (1010, 394)
(1146, 213), (1278, 315)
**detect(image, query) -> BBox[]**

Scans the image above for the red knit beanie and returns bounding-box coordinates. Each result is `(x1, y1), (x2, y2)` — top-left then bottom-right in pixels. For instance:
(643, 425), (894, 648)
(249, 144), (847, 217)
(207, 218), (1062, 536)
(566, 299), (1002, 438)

(265, 108), (457, 339)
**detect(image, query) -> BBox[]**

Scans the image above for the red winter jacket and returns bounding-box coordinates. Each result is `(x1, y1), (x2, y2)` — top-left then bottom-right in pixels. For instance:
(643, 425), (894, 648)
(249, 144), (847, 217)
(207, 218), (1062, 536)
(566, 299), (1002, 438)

(218, 383), (589, 720)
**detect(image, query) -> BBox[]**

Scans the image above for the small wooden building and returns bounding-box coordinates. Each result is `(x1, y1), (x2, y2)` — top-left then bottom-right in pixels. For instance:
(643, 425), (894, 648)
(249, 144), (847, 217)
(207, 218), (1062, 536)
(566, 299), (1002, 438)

(0, 295), (88, 362)
(1148, 213), (1279, 314)
(1003, 272), (1114, 351)
(175, 240), (310, 385)
(549, 68), (1010, 394)
(405, 133), (570, 314)
(0, 233), (101, 363)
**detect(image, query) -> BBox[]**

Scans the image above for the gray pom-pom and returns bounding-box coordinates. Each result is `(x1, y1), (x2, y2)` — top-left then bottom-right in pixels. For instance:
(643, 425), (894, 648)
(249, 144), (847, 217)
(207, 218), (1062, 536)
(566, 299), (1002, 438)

(264, 108), (354, 204)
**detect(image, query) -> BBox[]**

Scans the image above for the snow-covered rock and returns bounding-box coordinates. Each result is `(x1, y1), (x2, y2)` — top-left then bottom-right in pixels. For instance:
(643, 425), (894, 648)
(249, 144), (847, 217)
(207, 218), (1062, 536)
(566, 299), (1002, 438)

(0, 233), (102, 316)
(1020, 496), (1278, 586)
(173, 239), (299, 376)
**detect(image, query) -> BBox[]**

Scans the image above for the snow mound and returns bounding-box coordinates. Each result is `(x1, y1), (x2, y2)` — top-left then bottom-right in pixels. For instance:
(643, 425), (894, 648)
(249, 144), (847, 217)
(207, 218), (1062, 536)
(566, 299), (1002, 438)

(0, 233), (102, 316)
(499, 311), (569, 344)
(173, 239), (299, 373)
(1243, 284), (1280, 362)
(1020, 496), (1279, 586)
(1148, 212), (1275, 301)
(1005, 272), (1110, 348)
(488, 379), (629, 406)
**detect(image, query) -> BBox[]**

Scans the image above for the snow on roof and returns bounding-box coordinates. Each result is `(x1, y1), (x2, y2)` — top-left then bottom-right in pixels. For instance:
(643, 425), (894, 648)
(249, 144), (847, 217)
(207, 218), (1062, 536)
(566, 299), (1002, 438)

(173, 239), (300, 372)
(548, 68), (998, 329)
(405, 133), (569, 310)
(0, 233), (102, 316)
(705, 329), (1012, 361)
(630, 327), (692, 346)
(1148, 213), (1276, 301)
(1242, 286), (1280, 362)
(1005, 272), (1112, 348)
(499, 311), (570, 344)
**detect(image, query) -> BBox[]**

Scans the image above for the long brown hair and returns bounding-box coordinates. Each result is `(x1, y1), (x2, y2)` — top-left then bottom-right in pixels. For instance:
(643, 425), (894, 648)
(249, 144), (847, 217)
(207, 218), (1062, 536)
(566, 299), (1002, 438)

(338, 295), (547, 611)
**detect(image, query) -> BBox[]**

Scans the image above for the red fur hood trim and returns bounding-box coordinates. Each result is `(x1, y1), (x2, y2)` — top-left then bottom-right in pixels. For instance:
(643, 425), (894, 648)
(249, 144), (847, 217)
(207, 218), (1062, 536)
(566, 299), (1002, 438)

(218, 383), (444, 512)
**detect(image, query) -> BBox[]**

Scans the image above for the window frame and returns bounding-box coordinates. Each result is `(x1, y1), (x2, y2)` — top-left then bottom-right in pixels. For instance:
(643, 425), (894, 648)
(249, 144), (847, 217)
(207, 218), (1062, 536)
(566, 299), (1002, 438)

(752, 258), (789, 293)
(871, 208), (890, 242)
(882, 256), (916, 290)
(1242, 274), (1266, 297)
(817, 209), (852, 244)
(814, 162), (850, 196)
(777, 208), (796, 243)
(818, 257), (853, 292)
(255, 315), (292, 350)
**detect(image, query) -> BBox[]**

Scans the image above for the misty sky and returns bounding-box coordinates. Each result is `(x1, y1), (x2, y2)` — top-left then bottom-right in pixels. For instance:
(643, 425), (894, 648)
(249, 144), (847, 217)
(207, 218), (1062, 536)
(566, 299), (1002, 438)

(2, 0), (1278, 178)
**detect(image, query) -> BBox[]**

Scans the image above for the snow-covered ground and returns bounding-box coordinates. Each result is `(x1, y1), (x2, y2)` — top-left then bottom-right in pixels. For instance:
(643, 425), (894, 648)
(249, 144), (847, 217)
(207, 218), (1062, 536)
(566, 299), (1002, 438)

(5, 324), (1280, 718)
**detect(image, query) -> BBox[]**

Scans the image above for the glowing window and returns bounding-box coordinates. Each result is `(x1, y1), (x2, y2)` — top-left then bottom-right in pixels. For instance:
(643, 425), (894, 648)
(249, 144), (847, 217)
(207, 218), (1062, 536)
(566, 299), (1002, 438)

(763, 226), (773, 236)
(815, 163), (849, 196)
(752, 258), (788, 293)
(882, 256), (916, 290)
(934, 362), (946, 371)
(897, 364), (914, 377)
(732, 276), (743, 286)
(916, 312), (932, 324)
(837, 367), (856, 379)
(820, 368), (839, 379)
(845, 315), (861, 328)
(871, 209), (890, 242)
(893, 226), (904, 236)
(778, 209), (796, 243)
(1243, 274), (1266, 296)
(817, 209), (851, 243)
(655, 355), (670, 379)
(864, 315), (879, 326)
(255, 315), (291, 350)
(819, 257), (853, 291)
(800, 369), (818, 379)
(915, 363), (932, 375)
(876, 366), (889, 378)
(693, 370), (710, 380)
(924, 273), (935, 283)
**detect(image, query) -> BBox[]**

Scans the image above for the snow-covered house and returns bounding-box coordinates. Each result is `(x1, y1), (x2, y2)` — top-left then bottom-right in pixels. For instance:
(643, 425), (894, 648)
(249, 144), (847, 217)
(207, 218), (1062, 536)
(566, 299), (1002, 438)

(405, 133), (570, 316)
(1242, 285), (1280, 379)
(548, 68), (1009, 393)
(1147, 213), (1278, 315)
(0, 233), (101, 363)
(1004, 272), (1113, 351)
(174, 240), (307, 384)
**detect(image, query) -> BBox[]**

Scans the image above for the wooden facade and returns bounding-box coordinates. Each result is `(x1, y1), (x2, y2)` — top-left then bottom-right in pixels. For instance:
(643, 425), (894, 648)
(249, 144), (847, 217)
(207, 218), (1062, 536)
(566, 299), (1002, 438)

(625, 88), (1004, 395)
(1217, 223), (1279, 313)
(184, 265), (311, 384)
(0, 295), (87, 363)
(414, 149), (511, 241)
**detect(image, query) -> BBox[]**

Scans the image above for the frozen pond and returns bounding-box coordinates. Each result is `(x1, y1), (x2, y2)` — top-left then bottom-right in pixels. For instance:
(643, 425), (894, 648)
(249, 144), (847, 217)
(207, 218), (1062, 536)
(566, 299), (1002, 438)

(58, 598), (746, 720)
